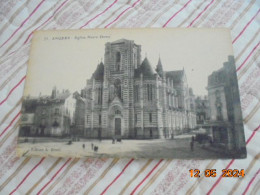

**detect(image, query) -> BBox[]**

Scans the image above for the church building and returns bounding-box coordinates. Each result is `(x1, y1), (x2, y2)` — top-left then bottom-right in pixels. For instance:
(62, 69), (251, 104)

(84, 39), (196, 139)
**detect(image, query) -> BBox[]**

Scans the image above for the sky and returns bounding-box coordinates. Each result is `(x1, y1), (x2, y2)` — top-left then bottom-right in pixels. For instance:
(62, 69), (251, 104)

(25, 28), (233, 97)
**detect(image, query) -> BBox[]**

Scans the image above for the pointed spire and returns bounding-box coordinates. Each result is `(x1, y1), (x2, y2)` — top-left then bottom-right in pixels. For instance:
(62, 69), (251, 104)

(51, 86), (57, 99)
(157, 56), (162, 67)
(156, 56), (164, 78)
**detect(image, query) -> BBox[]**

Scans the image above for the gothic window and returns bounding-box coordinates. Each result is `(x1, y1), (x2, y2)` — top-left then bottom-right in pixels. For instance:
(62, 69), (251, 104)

(115, 52), (121, 71)
(114, 79), (122, 99)
(134, 85), (139, 102)
(149, 113), (152, 123)
(99, 114), (102, 125)
(147, 84), (153, 101)
(96, 87), (103, 104)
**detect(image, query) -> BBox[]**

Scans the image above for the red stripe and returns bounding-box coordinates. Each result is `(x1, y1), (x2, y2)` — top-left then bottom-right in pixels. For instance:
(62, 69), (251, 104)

(246, 125), (260, 144)
(242, 168), (260, 195)
(163, 0), (193, 28)
(104, 0), (142, 28)
(37, 158), (72, 195)
(232, 8), (260, 44)
(0, 111), (21, 138)
(100, 159), (134, 195)
(0, 76), (26, 106)
(130, 159), (163, 195)
(187, 0), (215, 27)
(207, 125), (260, 195)
(0, 0), (45, 48)
(80, 0), (118, 29)
(236, 41), (260, 71)
(9, 157), (45, 195)
(24, 0), (70, 44)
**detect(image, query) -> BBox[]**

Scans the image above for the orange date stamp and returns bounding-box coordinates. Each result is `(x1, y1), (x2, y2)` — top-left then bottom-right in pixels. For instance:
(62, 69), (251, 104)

(189, 169), (245, 177)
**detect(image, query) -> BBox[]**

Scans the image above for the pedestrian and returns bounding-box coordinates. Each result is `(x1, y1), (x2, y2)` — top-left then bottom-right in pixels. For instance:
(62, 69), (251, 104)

(82, 144), (85, 149)
(91, 143), (94, 150)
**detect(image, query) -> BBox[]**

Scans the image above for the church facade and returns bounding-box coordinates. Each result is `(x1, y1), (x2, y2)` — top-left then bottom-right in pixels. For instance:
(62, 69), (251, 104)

(84, 39), (196, 139)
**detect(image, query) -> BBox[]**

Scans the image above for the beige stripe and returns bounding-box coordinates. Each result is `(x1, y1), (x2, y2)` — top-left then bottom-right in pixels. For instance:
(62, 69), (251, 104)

(244, 101), (260, 123)
(139, 160), (172, 195)
(178, 0), (206, 27)
(2, 0), (63, 56)
(228, 153), (260, 195)
(26, 158), (63, 194)
(186, 160), (217, 195)
(0, 64), (26, 90)
(2, 0), (99, 56)
(96, 0), (131, 28)
(0, 0), (32, 34)
(110, 0), (146, 28)
(84, 158), (119, 194)
(193, 0), (223, 27)
(238, 50), (260, 80)
(250, 178), (260, 195)
(230, 0), (257, 29)
(0, 99), (22, 125)
(0, 157), (31, 191)
(0, 120), (19, 148)
(42, 158), (80, 195)
(235, 31), (260, 62)
(146, 0), (180, 27)
(119, 159), (153, 195)
(67, 0), (106, 29)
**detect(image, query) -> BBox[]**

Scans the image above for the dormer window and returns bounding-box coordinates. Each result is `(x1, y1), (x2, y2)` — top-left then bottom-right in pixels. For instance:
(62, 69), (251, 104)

(115, 52), (121, 71)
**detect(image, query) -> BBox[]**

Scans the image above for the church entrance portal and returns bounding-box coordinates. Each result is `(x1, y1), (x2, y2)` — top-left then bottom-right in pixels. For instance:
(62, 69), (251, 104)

(115, 118), (121, 137)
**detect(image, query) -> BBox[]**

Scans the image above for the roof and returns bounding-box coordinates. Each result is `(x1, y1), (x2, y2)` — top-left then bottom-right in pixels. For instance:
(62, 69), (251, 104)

(165, 70), (184, 83)
(135, 57), (156, 78)
(111, 39), (130, 44)
(156, 57), (164, 78)
(92, 62), (104, 81)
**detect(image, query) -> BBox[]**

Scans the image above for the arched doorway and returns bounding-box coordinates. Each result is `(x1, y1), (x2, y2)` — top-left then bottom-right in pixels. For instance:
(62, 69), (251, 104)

(115, 118), (121, 136)
(108, 105), (123, 138)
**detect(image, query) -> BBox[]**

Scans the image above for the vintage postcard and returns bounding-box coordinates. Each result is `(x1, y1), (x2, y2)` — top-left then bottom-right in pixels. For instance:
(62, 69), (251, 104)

(17, 28), (247, 159)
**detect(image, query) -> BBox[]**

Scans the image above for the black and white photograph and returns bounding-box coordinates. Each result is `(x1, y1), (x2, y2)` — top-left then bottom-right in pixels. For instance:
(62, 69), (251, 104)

(17, 28), (247, 159)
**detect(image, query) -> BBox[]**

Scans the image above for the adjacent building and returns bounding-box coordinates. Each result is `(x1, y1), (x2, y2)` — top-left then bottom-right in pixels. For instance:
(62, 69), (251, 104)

(85, 39), (196, 139)
(19, 88), (85, 137)
(207, 56), (246, 156)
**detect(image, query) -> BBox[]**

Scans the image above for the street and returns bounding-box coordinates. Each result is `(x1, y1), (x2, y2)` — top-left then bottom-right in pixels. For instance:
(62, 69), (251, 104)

(17, 136), (229, 159)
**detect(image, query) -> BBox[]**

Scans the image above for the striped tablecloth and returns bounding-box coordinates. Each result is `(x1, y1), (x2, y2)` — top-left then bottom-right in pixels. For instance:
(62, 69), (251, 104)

(0, 0), (259, 194)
